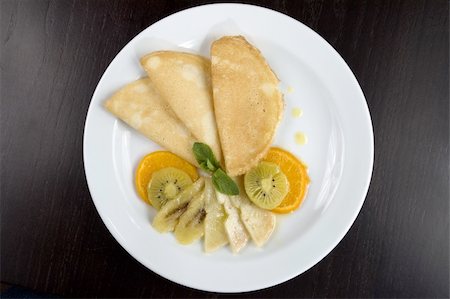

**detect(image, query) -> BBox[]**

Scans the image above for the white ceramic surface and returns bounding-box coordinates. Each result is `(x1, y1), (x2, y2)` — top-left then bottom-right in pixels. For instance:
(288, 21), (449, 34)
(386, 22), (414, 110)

(83, 4), (374, 293)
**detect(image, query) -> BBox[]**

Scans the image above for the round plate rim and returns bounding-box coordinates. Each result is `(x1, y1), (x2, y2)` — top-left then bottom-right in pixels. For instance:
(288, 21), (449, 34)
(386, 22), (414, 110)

(83, 3), (374, 293)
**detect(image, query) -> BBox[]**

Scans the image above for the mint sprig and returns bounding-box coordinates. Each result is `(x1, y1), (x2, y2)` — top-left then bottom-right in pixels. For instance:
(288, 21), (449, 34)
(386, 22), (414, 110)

(192, 142), (239, 196)
(193, 142), (221, 172)
(212, 168), (239, 195)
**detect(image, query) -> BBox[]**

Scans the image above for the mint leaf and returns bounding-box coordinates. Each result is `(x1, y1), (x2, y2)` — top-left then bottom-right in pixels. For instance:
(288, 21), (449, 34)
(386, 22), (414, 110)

(212, 168), (239, 195)
(198, 159), (217, 172)
(192, 142), (238, 195)
(199, 161), (209, 172)
(206, 159), (216, 172)
(193, 142), (220, 172)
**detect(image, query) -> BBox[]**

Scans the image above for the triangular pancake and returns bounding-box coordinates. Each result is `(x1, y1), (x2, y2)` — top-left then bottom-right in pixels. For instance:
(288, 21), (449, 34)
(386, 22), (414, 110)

(211, 36), (283, 176)
(104, 78), (197, 165)
(140, 51), (222, 161)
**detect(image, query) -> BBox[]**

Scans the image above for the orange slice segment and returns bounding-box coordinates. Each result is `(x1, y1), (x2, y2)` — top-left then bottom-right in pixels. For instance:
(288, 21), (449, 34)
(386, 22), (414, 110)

(263, 147), (310, 213)
(135, 151), (199, 204)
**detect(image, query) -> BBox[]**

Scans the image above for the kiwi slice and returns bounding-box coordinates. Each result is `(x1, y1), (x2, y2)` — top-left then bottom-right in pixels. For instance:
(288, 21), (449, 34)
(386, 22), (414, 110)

(174, 192), (207, 245)
(148, 167), (193, 210)
(244, 162), (289, 209)
(152, 178), (204, 233)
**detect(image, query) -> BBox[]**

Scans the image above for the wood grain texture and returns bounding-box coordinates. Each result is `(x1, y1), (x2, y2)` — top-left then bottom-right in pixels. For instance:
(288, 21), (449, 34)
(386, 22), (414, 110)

(1, 0), (448, 298)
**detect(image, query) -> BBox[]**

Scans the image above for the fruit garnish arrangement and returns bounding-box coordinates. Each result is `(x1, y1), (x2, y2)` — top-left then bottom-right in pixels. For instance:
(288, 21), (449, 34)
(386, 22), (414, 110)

(104, 36), (310, 253)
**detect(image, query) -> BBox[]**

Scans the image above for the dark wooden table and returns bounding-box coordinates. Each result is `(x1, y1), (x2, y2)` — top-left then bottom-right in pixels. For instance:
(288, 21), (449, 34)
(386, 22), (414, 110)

(1, 0), (448, 298)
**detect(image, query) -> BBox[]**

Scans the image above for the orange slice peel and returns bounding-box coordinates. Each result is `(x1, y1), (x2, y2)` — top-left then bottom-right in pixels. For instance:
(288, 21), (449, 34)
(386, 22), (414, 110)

(263, 147), (310, 213)
(135, 151), (199, 204)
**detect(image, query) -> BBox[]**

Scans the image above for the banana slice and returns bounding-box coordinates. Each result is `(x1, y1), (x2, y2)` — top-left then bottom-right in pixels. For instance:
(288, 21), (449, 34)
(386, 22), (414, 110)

(215, 190), (249, 253)
(152, 178), (204, 233)
(174, 191), (206, 245)
(204, 179), (228, 253)
(229, 193), (276, 247)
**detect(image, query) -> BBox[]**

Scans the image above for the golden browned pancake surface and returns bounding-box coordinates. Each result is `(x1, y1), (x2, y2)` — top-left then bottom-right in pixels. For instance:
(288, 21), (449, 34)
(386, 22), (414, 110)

(211, 36), (283, 176)
(140, 51), (222, 161)
(104, 78), (197, 165)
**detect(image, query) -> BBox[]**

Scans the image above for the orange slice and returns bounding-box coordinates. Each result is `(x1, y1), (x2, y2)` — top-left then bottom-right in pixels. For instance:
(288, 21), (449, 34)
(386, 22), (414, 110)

(135, 151), (199, 204)
(263, 147), (310, 213)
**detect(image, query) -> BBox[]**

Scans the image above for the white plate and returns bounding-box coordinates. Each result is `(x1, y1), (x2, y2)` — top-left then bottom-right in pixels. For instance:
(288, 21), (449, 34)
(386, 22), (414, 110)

(84, 4), (373, 293)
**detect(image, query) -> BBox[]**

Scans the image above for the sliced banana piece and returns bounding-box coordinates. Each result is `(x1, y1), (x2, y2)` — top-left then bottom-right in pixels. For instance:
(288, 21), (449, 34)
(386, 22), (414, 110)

(230, 177), (276, 247)
(174, 191), (206, 245)
(204, 179), (228, 253)
(230, 193), (276, 247)
(152, 178), (204, 233)
(215, 190), (249, 254)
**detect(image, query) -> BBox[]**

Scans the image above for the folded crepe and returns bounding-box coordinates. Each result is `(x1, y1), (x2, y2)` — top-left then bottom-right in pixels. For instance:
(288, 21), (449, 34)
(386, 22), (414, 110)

(104, 78), (197, 165)
(140, 51), (222, 161)
(211, 36), (284, 176)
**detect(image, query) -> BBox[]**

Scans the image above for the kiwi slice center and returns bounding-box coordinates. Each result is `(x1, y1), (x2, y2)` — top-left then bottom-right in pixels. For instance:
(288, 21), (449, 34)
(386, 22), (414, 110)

(260, 177), (274, 193)
(164, 183), (179, 198)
